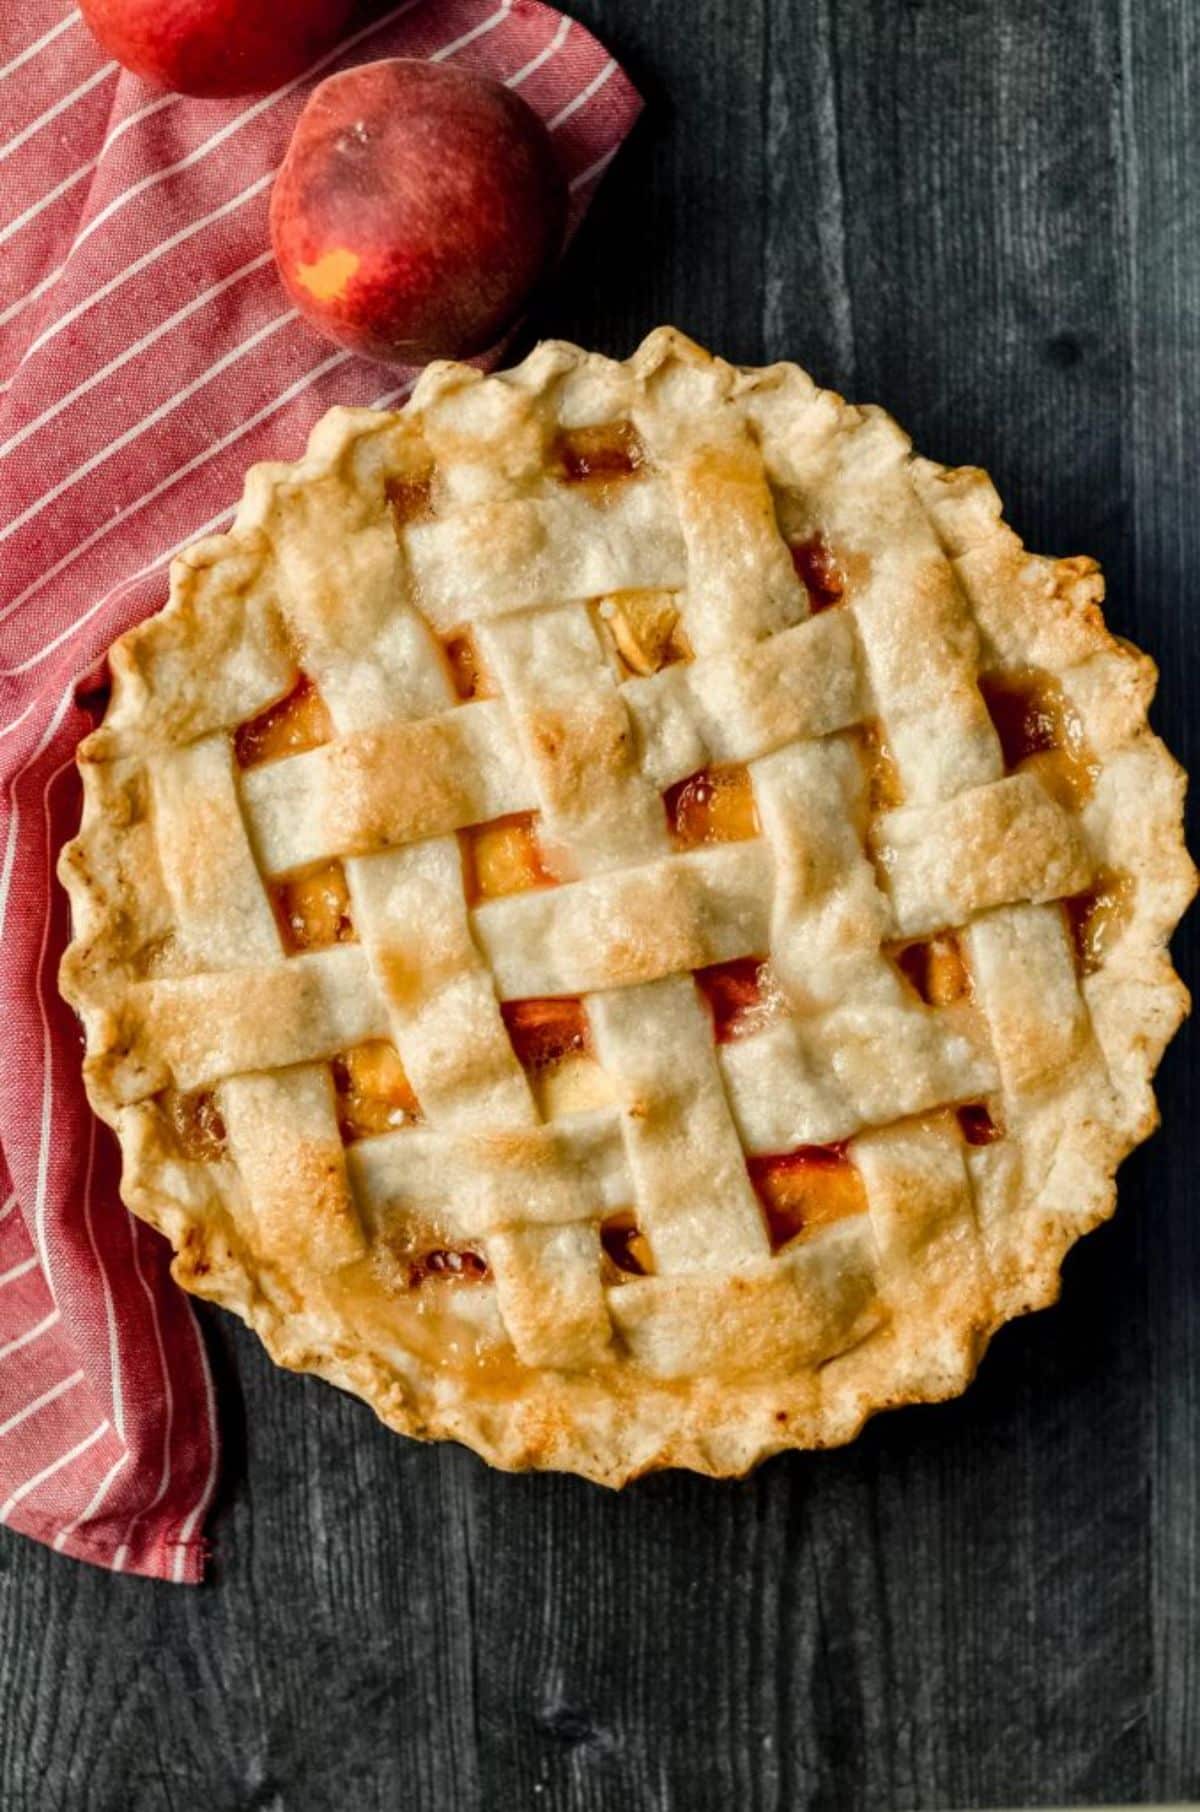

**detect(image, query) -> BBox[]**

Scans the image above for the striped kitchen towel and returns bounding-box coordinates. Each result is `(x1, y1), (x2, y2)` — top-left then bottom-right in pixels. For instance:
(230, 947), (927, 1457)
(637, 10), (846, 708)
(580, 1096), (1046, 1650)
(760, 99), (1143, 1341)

(0, 0), (640, 1581)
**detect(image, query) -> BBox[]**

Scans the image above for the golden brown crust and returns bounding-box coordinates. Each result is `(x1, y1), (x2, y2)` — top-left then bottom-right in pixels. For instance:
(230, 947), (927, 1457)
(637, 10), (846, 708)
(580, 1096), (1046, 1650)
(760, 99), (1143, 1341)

(58, 328), (1195, 1486)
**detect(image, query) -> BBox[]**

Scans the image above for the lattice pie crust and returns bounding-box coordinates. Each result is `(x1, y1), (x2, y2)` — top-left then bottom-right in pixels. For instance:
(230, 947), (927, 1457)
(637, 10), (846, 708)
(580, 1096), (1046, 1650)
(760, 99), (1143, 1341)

(59, 330), (1194, 1482)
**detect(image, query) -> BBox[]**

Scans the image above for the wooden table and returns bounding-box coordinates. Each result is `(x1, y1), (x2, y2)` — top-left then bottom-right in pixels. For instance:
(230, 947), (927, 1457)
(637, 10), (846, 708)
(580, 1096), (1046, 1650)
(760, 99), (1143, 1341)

(3, 2), (1198, 1805)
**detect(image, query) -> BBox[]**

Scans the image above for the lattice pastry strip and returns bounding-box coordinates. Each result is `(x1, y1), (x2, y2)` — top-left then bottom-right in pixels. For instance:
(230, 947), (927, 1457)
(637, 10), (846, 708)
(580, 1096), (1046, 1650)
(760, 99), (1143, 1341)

(345, 840), (537, 1131)
(474, 598), (671, 875)
(623, 607), (868, 791)
(220, 1067), (366, 1276)
(151, 736), (282, 970)
(470, 841), (775, 1000)
(59, 329), (1194, 1487)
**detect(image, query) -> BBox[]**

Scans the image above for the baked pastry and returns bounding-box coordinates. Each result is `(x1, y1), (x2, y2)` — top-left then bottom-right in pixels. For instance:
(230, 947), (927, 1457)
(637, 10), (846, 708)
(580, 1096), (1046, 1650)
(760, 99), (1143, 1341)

(59, 329), (1194, 1482)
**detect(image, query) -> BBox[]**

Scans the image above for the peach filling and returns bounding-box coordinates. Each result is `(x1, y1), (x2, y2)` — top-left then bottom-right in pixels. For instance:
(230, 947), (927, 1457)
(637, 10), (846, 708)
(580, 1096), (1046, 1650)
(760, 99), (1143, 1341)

(163, 1088), (226, 1161)
(664, 764), (758, 849)
(1065, 870), (1133, 975)
(957, 1103), (1003, 1146)
(501, 998), (611, 1117)
(269, 860), (355, 954)
(749, 1145), (868, 1251)
(595, 590), (690, 677)
(333, 1041), (422, 1142)
(408, 1248), (489, 1287)
(695, 957), (786, 1043)
(503, 997), (589, 1070)
(600, 1211), (655, 1284)
(460, 813), (561, 907)
(442, 628), (491, 701)
(374, 1217), (488, 1292)
(978, 667), (1097, 809)
(555, 420), (645, 484)
(893, 933), (971, 1007)
(790, 533), (846, 611)
(234, 675), (333, 769)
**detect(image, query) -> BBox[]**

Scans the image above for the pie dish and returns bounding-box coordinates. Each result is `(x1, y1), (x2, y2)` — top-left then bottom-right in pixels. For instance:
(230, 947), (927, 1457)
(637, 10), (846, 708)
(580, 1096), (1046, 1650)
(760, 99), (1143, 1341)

(59, 328), (1195, 1483)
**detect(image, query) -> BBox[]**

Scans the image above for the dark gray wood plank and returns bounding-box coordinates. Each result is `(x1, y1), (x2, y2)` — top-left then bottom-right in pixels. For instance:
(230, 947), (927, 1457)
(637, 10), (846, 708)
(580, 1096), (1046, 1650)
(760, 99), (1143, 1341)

(1117, 0), (1200, 1794)
(3, 1), (1198, 1807)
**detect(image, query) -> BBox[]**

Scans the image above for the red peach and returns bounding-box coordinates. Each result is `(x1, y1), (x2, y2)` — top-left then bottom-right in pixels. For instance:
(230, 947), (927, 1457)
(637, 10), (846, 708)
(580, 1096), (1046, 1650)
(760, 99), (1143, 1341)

(78, 0), (357, 100)
(270, 59), (567, 365)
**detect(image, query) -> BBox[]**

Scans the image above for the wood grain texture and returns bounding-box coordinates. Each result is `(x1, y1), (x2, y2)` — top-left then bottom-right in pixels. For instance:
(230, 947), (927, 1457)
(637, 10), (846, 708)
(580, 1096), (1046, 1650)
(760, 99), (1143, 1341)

(3, 1), (1198, 1806)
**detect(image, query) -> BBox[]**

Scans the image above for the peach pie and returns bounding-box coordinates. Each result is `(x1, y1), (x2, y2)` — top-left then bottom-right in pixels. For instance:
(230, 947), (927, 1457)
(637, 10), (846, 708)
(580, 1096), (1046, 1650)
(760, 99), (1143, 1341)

(59, 330), (1194, 1482)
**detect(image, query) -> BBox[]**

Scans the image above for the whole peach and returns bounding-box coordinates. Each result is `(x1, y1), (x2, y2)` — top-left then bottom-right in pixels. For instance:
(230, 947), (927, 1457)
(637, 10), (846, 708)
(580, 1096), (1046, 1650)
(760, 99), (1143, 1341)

(270, 59), (567, 364)
(78, 0), (356, 100)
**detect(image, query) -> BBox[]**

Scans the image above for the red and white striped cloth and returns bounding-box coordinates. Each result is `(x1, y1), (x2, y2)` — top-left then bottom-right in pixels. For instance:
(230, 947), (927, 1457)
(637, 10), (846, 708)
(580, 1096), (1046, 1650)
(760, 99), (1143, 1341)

(0, 0), (639, 1582)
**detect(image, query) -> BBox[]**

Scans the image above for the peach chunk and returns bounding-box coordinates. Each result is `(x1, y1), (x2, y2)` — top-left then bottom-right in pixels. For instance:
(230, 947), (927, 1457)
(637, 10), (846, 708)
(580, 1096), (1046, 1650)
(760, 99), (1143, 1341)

(664, 766), (759, 849)
(749, 1146), (868, 1251)
(694, 958), (786, 1043)
(442, 629), (491, 702)
(235, 676), (332, 770)
(957, 1104), (1003, 1147)
(502, 999), (612, 1118)
(978, 668), (1098, 810)
(596, 591), (689, 678)
(333, 1041), (421, 1142)
(554, 421), (645, 484)
(789, 533), (846, 611)
(270, 861), (354, 955)
(1065, 871), (1134, 975)
(502, 998), (589, 1071)
(460, 815), (559, 906)
(894, 934), (971, 1007)
(600, 1212), (655, 1283)
(163, 1089), (226, 1161)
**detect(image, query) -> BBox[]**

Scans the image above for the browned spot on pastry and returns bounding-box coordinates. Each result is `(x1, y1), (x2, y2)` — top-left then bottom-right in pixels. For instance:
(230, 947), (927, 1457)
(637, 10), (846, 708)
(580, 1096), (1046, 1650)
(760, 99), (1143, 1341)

(749, 1145), (868, 1251)
(234, 675), (333, 769)
(1051, 553), (1104, 616)
(174, 1226), (214, 1285)
(162, 1088), (226, 1161)
(600, 1211), (655, 1283)
(1064, 870), (1134, 975)
(978, 667), (1098, 810)
(892, 933), (971, 1007)
(332, 1041), (422, 1142)
(854, 722), (904, 813)
(529, 714), (566, 761)
(269, 859), (355, 953)
(460, 813), (560, 906)
(593, 590), (691, 677)
(442, 628), (491, 701)
(957, 1103), (1003, 1146)
(386, 469), (435, 529)
(694, 957), (786, 1042)
(139, 933), (181, 978)
(526, 699), (640, 828)
(664, 764), (759, 848)
(553, 420), (645, 484)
